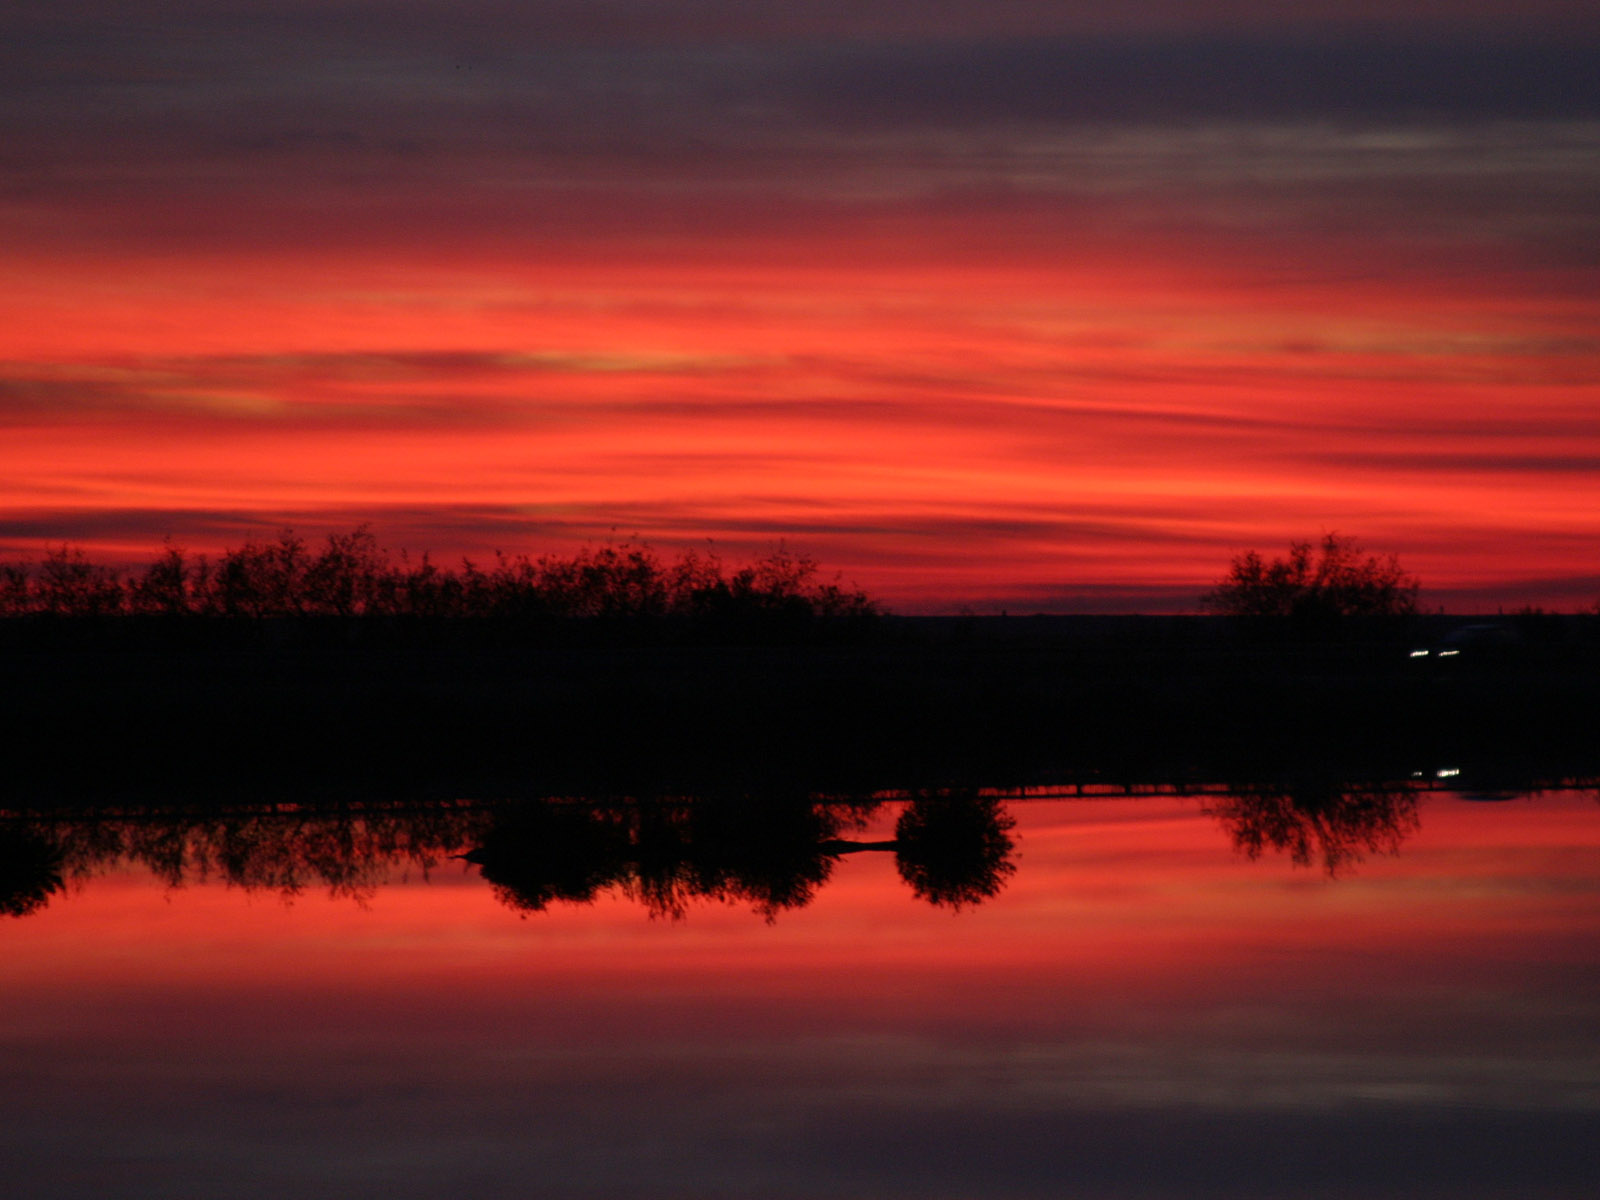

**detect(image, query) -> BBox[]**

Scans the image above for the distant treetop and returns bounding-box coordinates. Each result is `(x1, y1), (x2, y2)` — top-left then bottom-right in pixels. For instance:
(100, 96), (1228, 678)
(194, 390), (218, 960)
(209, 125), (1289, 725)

(1201, 533), (1419, 619)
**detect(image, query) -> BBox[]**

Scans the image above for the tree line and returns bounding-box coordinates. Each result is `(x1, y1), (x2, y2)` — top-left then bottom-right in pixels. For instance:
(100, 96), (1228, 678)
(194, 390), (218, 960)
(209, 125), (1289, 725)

(0, 527), (878, 630)
(6, 526), (1582, 626)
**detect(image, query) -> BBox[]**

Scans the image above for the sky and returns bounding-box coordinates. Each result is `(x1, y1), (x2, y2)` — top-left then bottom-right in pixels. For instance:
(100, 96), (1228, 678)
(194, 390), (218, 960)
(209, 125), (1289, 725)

(3, 2), (1598, 611)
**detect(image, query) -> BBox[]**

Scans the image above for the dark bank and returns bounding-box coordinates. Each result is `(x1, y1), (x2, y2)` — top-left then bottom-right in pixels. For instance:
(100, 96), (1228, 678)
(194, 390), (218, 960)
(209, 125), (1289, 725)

(3, 610), (1598, 804)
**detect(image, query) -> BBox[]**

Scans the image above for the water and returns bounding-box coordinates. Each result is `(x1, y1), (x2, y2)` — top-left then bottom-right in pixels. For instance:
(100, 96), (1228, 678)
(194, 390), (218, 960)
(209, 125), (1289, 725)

(4, 790), (1598, 1198)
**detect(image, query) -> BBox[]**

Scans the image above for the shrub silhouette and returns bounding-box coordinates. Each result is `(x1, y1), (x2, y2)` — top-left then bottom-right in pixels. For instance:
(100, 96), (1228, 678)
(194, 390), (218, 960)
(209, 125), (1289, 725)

(129, 541), (193, 615)
(34, 546), (124, 616)
(1202, 533), (1419, 619)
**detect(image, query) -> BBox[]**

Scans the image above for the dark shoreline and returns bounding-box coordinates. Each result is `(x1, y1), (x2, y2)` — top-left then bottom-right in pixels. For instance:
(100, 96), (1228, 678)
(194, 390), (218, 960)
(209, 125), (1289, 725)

(4, 613), (1598, 804)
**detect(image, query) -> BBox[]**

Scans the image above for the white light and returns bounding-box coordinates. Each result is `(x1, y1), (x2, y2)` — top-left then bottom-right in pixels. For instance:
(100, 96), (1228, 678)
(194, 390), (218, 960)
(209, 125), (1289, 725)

(1409, 649), (1429, 657)
(1437, 768), (1461, 778)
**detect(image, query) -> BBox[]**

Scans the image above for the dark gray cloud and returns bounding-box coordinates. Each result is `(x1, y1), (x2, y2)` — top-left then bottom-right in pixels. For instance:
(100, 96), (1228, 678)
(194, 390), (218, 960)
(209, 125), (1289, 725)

(6, 17), (1598, 166)
(5, 5), (1595, 280)
(12, 2), (1600, 42)
(787, 36), (1600, 129)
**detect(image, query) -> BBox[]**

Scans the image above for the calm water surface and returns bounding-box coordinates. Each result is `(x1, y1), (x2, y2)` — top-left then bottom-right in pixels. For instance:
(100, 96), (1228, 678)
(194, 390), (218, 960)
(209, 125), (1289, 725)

(5, 791), (1599, 1199)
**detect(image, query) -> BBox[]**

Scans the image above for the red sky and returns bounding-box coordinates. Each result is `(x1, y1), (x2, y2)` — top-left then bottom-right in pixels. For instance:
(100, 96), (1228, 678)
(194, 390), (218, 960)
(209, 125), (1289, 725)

(3, 3), (1597, 610)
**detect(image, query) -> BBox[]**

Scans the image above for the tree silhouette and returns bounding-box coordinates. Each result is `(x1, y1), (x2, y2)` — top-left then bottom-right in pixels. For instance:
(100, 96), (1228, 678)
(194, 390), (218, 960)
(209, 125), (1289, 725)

(1202, 533), (1419, 619)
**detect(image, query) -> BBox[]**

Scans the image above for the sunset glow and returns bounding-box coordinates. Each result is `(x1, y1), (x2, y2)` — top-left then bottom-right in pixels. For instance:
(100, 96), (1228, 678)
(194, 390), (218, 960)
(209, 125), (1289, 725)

(5, 5), (1598, 610)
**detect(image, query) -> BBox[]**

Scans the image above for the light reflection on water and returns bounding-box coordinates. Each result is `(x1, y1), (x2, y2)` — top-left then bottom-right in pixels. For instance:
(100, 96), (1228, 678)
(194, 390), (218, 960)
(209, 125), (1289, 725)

(3, 790), (1598, 1199)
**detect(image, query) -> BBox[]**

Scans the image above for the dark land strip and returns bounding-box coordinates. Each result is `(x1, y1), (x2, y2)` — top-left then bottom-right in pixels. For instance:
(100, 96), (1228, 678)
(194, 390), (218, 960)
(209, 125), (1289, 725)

(2, 614), (1597, 805)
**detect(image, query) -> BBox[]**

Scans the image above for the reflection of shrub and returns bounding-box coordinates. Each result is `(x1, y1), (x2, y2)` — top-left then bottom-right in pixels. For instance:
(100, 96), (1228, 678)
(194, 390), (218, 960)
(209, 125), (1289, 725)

(894, 793), (1017, 910)
(0, 827), (66, 918)
(0, 529), (879, 638)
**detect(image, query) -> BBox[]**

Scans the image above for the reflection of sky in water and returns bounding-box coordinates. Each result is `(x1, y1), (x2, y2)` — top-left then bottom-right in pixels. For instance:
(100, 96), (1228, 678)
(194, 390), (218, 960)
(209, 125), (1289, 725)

(4, 793), (1599, 1198)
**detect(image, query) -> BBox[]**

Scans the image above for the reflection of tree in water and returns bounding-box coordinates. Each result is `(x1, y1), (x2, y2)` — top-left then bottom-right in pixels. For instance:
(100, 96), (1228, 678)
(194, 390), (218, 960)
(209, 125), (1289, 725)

(470, 795), (876, 921)
(2, 791), (1023, 920)
(468, 791), (1019, 919)
(466, 802), (632, 913)
(0, 803), (486, 914)
(894, 792), (1017, 909)
(0, 826), (67, 917)
(1205, 781), (1421, 874)
(684, 794), (857, 919)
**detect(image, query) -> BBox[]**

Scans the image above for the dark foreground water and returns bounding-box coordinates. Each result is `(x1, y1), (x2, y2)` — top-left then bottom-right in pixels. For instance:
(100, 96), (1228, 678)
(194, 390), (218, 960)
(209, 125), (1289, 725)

(4, 789), (1598, 1199)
